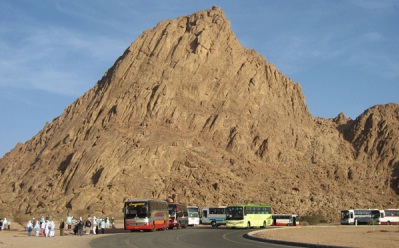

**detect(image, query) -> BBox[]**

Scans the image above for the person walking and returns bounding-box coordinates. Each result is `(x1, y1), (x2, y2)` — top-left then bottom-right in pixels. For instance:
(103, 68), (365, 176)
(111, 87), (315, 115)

(105, 217), (110, 229)
(49, 220), (55, 237)
(85, 215), (91, 235)
(59, 219), (65, 236)
(34, 220), (40, 236)
(2, 218), (7, 230)
(66, 215), (72, 230)
(78, 217), (83, 236)
(44, 220), (50, 237)
(26, 220), (33, 236)
(92, 216), (97, 235)
(40, 219), (46, 236)
(101, 217), (106, 234)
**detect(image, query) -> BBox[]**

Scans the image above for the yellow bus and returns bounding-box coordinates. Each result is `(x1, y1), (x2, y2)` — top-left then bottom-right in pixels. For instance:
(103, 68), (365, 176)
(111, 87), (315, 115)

(226, 203), (272, 228)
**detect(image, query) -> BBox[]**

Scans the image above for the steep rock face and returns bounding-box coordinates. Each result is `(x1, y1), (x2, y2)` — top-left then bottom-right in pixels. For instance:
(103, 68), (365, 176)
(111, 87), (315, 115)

(0, 7), (398, 221)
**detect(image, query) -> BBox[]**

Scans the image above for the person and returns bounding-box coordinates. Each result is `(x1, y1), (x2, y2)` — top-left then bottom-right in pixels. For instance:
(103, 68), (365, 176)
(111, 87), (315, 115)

(27, 220), (33, 236)
(0, 218), (3, 231)
(40, 216), (44, 226)
(7, 219), (10, 230)
(101, 217), (106, 234)
(92, 216), (97, 235)
(105, 217), (110, 229)
(111, 217), (115, 228)
(2, 218), (7, 230)
(44, 220), (50, 237)
(49, 219), (55, 237)
(85, 215), (91, 235)
(66, 215), (73, 229)
(59, 219), (65, 236)
(34, 220), (40, 236)
(40, 219), (46, 236)
(78, 217), (83, 236)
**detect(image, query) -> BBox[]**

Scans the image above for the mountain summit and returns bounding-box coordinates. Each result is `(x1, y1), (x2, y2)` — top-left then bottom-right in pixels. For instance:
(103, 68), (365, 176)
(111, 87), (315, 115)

(1, 7), (398, 221)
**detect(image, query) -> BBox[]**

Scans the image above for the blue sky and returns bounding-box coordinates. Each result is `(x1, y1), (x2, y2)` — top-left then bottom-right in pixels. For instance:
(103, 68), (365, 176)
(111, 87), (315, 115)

(1, 0), (398, 157)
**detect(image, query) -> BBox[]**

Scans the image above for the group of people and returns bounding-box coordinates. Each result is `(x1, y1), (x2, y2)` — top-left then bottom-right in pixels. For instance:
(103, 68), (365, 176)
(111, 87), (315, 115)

(72, 215), (114, 236)
(0, 217), (11, 230)
(26, 216), (58, 237)
(24, 215), (115, 236)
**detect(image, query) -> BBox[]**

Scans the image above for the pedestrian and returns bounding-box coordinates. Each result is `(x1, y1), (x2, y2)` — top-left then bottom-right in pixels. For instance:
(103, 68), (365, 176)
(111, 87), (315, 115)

(7, 219), (10, 230)
(44, 220), (50, 237)
(34, 220), (40, 236)
(59, 219), (65, 236)
(66, 214), (72, 230)
(27, 220), (33, 236)
(92, 216), (97, 235)
(40, 219), (46, 236)
(111, 217), (115, 228)
(49, 219), (55, 237)
(101, 217), (105, 234)
(105, 217), (110, 229)
(85, 215), (91, 235)
(78, 217), (83, 236)
(40, 216), (44, 226)
(2, 218), (7, 230)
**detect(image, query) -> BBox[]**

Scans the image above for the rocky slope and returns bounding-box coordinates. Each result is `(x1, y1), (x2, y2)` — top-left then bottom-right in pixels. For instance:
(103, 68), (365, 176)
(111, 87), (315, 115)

(0, 6), (398, 221)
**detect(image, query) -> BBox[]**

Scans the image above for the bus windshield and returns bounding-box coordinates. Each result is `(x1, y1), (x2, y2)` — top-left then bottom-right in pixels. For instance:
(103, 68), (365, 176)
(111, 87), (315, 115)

(124, 202), (148, 218)
(341, 210), (350, 219)
(226, 206), (244, 220)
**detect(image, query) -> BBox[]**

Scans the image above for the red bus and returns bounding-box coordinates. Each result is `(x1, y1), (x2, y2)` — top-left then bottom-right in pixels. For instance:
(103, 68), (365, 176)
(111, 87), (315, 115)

(123, 199), (169, 232)
(168, 203), (188, 229)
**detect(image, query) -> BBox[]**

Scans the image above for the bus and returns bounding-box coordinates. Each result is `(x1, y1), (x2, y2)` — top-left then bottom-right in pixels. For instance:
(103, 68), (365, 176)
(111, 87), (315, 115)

(379, 209), (399, 225)
(123, 199), (169, 232)
(201, 206), (226, 227)
(168, 203), (188, 229)
(272, 214), (299, 226)
(187, 206), (200, 226)
(340, 209), (380, 225)
(226, 203), (272, 228)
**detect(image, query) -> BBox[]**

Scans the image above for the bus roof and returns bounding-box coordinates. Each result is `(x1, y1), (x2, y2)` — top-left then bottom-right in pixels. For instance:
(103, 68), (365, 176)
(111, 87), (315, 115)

(125, 199), (167, 203)
(227, 203), (271, 207)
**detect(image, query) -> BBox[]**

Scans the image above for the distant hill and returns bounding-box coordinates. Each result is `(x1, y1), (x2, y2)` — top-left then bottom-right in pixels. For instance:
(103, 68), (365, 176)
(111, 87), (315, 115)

(1, 6), (398, 222)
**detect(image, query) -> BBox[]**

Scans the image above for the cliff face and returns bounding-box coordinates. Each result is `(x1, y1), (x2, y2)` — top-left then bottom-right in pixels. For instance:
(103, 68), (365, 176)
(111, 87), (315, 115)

(1, 7), (398, 221)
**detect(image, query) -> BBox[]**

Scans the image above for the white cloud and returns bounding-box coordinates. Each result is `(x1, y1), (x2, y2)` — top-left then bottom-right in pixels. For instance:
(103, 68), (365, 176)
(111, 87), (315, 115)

(0, 24), (127, 96)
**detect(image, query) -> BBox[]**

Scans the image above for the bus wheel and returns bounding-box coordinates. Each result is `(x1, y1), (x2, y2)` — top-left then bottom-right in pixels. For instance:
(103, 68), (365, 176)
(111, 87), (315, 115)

(261, 221), (266, 228)
(247, 222), (251, 229)
(211, 221), (217, 228)
(387, 221), (391, 225)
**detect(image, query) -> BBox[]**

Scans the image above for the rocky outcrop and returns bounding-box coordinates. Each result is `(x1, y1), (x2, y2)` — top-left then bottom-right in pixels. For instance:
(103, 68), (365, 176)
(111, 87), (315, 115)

(0, 7), (398, 221)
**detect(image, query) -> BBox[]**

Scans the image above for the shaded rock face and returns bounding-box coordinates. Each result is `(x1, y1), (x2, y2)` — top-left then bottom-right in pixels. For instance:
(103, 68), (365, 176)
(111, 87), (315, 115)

(0, 7), (398, 221)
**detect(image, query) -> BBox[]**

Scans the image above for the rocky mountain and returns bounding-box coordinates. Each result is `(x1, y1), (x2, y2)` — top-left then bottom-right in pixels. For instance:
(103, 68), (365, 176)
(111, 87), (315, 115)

(0, 6), (398, 222)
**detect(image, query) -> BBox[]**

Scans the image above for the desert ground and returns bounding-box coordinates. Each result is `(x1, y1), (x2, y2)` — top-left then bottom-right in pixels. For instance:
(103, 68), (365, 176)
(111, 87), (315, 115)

(252, 225), (399, 248)
(1, 222), (399, 247)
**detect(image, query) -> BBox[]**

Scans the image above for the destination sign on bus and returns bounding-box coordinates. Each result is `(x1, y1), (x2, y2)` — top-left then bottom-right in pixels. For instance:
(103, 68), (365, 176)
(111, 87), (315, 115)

(128, 202), (146, 207)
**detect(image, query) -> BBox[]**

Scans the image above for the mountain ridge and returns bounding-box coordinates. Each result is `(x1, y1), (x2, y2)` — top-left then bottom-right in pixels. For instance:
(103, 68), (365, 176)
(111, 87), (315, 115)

(1, 6), (398, 221)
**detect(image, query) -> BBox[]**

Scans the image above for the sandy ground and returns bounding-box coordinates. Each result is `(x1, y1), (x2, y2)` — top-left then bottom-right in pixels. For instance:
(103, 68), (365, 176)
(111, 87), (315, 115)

(252, 225), (399, 248)
(1, 224), (399, 247)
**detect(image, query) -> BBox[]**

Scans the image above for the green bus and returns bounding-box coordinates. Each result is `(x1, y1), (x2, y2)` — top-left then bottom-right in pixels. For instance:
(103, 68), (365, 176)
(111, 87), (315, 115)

(226, 203), (272, 228)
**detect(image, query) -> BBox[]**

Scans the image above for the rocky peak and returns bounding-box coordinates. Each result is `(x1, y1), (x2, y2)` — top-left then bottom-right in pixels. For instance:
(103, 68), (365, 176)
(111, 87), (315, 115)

(0, 7), (398, 222)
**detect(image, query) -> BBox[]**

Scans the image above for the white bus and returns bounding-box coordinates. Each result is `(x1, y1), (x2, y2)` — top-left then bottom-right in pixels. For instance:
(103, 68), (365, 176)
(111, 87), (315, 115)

(187, 206), (200, 226)
(272, 214), (299, 226)
(379, 209), (399, 225)
(341, 209), (380, 225)
(201, 206), (226, 227)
